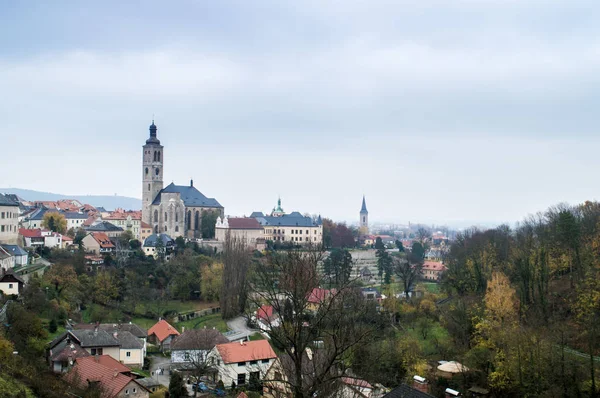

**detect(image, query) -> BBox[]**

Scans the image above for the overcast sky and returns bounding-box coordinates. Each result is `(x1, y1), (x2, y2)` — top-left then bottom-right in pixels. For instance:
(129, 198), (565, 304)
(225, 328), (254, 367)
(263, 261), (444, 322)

(1, 0), (599, 226)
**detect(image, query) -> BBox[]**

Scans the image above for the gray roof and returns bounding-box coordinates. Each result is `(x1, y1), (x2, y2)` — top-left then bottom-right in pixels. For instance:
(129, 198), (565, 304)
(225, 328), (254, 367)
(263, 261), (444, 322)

(73, 322), (147, 339)
(171, 329), (228, 351)
(114, 331), (144, 349)
(383, 385), (435, 398)
(85, 221), (124, 232)
(1, 245), (27, 256)
(361, 196), (368, 213)
(152, 182), (222, 208)
(70, 329), (120, 348)
(143, 233), (174, 247)
(136, 377), (162, 388)
(255, 214), (320, 228)
(0, 193), (19, 207)
(96, 207), (107, 212)
(28, 209), (87, 221)
(250, 211), (265, 218)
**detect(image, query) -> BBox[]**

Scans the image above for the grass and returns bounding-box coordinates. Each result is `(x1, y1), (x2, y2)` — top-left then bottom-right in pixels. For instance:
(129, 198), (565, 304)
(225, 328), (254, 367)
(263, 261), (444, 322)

(46, 325), (66, 343)
(249, 333), (265, 341)
(406, 320), (450, 357)
(174, 313), (228, 333)
(421, 282), (442, 294)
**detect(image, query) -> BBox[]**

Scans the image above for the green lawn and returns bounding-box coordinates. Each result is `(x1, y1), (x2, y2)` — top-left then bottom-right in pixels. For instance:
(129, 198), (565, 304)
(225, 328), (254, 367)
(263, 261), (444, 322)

(174, 313), (228, 333)
(406, 320), (450, 357)
(421, 282), (442, 294)
(249, 333), (265, 341)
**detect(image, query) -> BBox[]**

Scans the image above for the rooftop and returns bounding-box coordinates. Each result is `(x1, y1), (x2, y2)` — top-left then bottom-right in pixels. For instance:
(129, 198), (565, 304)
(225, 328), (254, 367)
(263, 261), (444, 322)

(0, 193), (19, 207)
(215, 340), (277, 364)
(148, 319), (180, 342)
(152, 182), (222, 208)
(171, 328), (228, 351)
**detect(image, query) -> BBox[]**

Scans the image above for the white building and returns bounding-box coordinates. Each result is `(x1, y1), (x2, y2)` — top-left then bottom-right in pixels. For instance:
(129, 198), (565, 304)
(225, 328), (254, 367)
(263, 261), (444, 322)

(0, 194), (19, 245)
(209, 340), (277, 387)
(215, 217), (265, 250)
(170, 329), (229, 367)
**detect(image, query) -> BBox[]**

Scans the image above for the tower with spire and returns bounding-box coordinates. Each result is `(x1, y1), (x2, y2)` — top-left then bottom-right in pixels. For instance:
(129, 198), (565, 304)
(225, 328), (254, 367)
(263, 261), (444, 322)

(359, 195), (369, 235)
(142, 120), (164, 225)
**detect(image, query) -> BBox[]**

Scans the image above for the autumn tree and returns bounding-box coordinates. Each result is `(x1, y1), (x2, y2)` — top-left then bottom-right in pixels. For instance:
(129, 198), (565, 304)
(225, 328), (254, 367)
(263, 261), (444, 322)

(201, 262), (223, 302)
(42, 212), (67, 234)
(220, 233), (251, 318)
(201, 210), (219, 239)
(394, 253), (422, 299)
(322, 218), (356, 249)
(43, 264), (81, 308)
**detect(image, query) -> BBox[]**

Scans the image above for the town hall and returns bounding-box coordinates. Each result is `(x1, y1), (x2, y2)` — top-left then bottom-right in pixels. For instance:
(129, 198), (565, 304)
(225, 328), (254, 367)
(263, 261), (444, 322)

(141, 121), (224, 239)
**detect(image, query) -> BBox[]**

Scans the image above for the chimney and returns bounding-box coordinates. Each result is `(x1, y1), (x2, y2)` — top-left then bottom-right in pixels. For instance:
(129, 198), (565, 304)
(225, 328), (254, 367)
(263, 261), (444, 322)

(190, 179), (194, 187)
(113, 331), (118, 339)
(445, 388), (461, 398)
(412, 376), (428, 393)
(113, 369), (119, 378)
(95, 354), (99, 362)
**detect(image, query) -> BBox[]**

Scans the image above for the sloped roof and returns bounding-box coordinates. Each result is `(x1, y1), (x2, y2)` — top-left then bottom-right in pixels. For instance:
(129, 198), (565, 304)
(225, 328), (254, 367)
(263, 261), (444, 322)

(19, 228), (44, 238)
(342, 377), (372, 389)
(140, 221), (152, 229)
(171, 328), (228, 351)
(66, 356), (138, 397)
(255, 214), (319, 228)
(50, 339), (90, 362)
(148, 319), (180, 342)
(143, 233), (174, 248)
(422, 261), (446, 272)
(74, 323), (147, 339)
(85, 221), (124, 232)
(70, 329), (120, 348)
(307, 288), (335, 304)
(0, 193), (19, 207)
(383, 384), (435, 398)
(0, 271), (25, 284)
(152, 182), (222, 208)
(250, 212), (265, 218)
(361, 196), (368, 213)
(1, 245), (27, 256)
(256, 305), (274, 321)
(227, 218), (262, 230)
(216, 340), (277, 364)
(89, 232), (115, 248)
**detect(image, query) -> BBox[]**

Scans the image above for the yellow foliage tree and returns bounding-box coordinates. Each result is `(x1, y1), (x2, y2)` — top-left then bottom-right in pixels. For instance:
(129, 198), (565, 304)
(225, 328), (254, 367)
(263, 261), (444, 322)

(41, 212), (67, 234)
(201, 262), (223, 302)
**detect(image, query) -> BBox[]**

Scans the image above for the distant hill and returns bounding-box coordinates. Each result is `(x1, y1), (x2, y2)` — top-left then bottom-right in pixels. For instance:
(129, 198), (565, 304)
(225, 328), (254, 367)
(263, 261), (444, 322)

(0, 188), (141, 211)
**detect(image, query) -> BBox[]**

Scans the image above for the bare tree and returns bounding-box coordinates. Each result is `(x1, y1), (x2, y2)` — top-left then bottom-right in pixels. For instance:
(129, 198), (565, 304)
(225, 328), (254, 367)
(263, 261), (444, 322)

(248, 247), (380, 398)
(394, 253), (422, 300)
(220, 232), (252, 319)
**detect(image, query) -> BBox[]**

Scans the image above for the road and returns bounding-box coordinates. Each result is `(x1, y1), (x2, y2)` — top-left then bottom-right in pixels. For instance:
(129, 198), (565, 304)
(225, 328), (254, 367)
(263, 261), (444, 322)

(149, 355), (172, 387)
(226, 316), (255, 335)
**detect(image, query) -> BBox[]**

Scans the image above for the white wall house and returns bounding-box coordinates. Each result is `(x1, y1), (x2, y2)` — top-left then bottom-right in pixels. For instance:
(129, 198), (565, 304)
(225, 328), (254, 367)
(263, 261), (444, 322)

(170, 329), (229, 367)
(209, 340), (277, 388)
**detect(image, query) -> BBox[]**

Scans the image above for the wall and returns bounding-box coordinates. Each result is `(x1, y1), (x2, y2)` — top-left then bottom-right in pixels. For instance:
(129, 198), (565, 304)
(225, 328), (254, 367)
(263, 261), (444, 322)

(263, 225), (323, 245)
(171, 349), (209, 364)
(116, 380), (149, 398)
(0, 281), (20, 296)
(82, 346), (120, 361)
(211, 352), (274, 387)
(120, 348), (143, 367)
(82, 234), (100, 254)
(0, 205), (19, 245)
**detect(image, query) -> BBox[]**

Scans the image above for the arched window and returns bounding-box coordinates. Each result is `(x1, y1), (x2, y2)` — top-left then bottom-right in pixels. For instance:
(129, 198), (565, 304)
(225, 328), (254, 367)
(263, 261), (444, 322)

(175, 226), (179, 232)
(154, 210), (158, 223)
(145, 167), (148, 175)
(155, 168), (160, 176)
(164, 225), (167, 232)
(153, 151), (157, 161)
(148, 184), (150, 191)
(175, 211), (178, 223)
(187, 211), (191, 230)
(194, 211), (199, 231)
(154, 225), (158, 233)
(165, 212), (168, 222)
(158, 151), (161, 162)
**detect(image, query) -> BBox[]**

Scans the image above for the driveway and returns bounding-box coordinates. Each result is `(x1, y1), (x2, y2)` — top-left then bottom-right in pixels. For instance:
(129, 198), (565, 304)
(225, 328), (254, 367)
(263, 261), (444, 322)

(226, 316), (256, 335)
(149, 355), (172, 387)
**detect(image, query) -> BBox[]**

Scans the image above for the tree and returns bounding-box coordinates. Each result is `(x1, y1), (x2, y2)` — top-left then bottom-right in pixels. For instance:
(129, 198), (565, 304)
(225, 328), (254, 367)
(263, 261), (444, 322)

(168, 372), (188, 397)
(322, 249), (353, 287)
(411, 242), (425, 260)
(220, 232), (251, 319)
(43, 264), (81, 307)
(395, 240), (404, 252)
(394, 254), (422, 299)
(375, 238), (392, 284)
(41, 212), (67, 234)
(201, 211), (219, 239)
(248, 247), (381, 398)
(92, 271), (119, 306)
(201, 262), (223, 302)
(322, 218), (356, 249)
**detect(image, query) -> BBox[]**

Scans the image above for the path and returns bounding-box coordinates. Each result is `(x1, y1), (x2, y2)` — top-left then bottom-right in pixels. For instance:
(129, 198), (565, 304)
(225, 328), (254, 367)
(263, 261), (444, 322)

(149, 355), (172, 387)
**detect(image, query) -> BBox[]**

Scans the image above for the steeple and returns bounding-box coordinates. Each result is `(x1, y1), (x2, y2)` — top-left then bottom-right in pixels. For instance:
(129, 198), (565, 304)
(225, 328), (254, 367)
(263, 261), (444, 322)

(360, 195), (368, 214)
(146, 120), (160, 144)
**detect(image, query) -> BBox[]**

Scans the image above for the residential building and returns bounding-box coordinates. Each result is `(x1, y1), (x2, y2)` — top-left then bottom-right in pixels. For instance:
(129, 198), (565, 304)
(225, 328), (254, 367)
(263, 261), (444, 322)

(215, 217), (265, 250)
(82, 232), (115, 255)
(143, 233), (174, 259)
(140, 221), (152, 242)
(23, 208), (87, 231)
(359, 196), (369, 235)
(48, 336), (90, 373)
(65, 355), (149, 398)
(141, 121), (224, 238)
(73, 323), (148, 360)
(382, 383), (435, 398)
(421, 261), (447, 282)
(0, 270), (24, 296)
(85, 221), (125, 238)
(0, 194), (19, 244)
(0, 246), (13, 272)
(253, 305), (280, 332)
(148, 319), (180, 351)
(209, 340), (277, 387)
(307, 287), (336, 312)
(170, 328), (228, 367)
(19, 228), (67, 249)
(104, 210), (143, 240)
(1, 245), (28, 266)
(252, 199), (323, 246)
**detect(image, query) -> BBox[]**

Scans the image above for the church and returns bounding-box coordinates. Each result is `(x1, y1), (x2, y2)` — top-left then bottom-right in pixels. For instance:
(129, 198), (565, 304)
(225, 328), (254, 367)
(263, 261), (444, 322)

(141, 121), (224, 239)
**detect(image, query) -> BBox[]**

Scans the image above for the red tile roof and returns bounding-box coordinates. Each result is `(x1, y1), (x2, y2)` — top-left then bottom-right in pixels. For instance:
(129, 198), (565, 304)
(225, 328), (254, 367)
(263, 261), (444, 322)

(83, 216), (97, 227)
(216, 340), (277, 364)
(307, 288), (335, 304)
(20, 228), (43, 238)
(62, 235), (73, 241)
(342, 377), (373, 389)
(237, 393), (249, 398)
(422, 261), (446, 271)
(66, 355), (138, 397)
(91, 232), (115, 248)
(257, 305), (274, 321)
(227, 217), (263, 230)
(148, 319), (180, 343)
(140, 221), (152, 229)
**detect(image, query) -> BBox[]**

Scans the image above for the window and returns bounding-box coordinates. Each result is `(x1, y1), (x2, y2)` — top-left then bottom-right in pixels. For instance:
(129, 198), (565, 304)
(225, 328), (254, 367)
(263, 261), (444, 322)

(237, 373), (246, 385)
(300, 230), (302, 234)
(306, 230), (309, 234)
(250, 360), (258, 365)
(175, 212), (178, 222)
(155, 167), (160, 176)
(175, 226), (179, 232)
(164, 226), (167, 232)
(8, 284), (13, 289)
(262, 359), (269, 364)
(145, 167), (149, 175)
(126, 351), (131, 357)
(238, 362), (246, 366)
(306, 237), (309, 241)
(133, 388), (137, 393)
(164, 212), (168, 222)
(1, 212), (4, 219)
(274, 371), (282, 380)
(250, 371), (260, 384)
(185, 352), (191, 361)
(1, 226), (4, 232)
(91, 348), (103, 355)
(125, 389), (129, 395)
(154, 210), (158, 223)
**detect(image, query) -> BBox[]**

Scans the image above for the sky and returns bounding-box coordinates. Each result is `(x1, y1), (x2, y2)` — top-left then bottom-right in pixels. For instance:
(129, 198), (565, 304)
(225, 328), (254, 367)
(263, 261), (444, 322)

(1, 0), (600, 226)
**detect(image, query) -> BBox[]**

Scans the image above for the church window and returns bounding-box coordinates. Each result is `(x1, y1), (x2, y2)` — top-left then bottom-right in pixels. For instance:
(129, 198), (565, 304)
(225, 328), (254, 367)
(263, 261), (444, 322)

(165, 212), (168, 222)
(153, 151), (157, 161)
(175, 226), (179, 232)
(145, 167), (148, 175)
(154, 210), (158, 223)
(158, 151), (161, 162)
(194, 212), (199, 230)
(148, 184), (150, 191)
(164, 226), (167, 232)
(187, 211), (191, 230)
(154, 225), (158, 233)
(155, 167), (160, 176)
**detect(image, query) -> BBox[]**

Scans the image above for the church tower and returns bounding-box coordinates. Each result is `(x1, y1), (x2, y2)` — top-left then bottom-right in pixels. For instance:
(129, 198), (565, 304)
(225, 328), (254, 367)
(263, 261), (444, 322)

(142, 121), (164, 225)
(359, 195), (369, 235)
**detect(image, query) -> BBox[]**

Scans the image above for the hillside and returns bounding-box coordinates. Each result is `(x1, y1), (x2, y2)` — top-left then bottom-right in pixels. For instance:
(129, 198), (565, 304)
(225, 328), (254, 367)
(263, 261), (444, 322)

(0, 188), (141, 211)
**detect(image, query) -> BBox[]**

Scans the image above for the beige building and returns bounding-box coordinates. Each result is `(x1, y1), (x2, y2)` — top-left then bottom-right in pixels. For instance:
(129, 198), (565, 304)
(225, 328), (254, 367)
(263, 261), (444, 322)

(82, 232), (115, 255)
(215, 216), (265, 249)
(0, 194), (19, 245)
(104, 210), (143, 240)
(140, 221), (152, 242)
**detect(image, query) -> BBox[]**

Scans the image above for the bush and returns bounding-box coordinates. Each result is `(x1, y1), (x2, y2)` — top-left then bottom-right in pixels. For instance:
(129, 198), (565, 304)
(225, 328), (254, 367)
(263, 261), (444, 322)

(48, 318), (58, 333)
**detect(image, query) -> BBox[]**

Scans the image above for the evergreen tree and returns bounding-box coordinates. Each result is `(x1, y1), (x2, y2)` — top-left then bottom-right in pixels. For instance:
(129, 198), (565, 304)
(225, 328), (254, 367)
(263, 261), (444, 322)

(168, 372), (188, 397)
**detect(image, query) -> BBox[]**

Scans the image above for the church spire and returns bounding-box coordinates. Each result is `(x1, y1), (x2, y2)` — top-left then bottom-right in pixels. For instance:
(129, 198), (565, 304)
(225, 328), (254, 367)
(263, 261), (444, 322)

(361, 195), (368, 213)
(146, 119), (160, 144)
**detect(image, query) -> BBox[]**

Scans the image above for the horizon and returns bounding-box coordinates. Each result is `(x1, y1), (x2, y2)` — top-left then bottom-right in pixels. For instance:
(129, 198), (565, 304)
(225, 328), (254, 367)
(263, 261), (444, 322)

(2, 1), (600, 226)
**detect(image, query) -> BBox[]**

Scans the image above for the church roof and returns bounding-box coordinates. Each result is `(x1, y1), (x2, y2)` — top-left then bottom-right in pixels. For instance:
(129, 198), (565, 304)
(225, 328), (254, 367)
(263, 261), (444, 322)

(360, 196), (368, 213)
(255, 214), (319, 228)
(152, 183), (223, 208)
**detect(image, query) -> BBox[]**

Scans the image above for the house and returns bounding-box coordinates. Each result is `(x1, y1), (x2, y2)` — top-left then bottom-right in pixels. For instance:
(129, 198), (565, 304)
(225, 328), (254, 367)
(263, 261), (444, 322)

(82, 232), (115, 255)
(0, 246), (13, 272)
(148, 319), (180, 351)
(383, 384), (435, 398)
(49, 328), (145, 367)
(48, 334), (90, 373)
(209, 340), (277, 388)
(19, 228), (66, 249)
(2, 245), (28, 266)
(307, 287), (336, 312)
(23, 208), (87, 231)
(0, 193), (20, 244)
(143, 233), (175, 259)
(73, 322), (148, 360)
(104, 210), (143, 240)
(170, 328), (229, 367)
(215, 217), (266, 250)
(135, 378), (162, 394)
(254, 304), (280, 332)
(65, 355), (149, 398)
(85, 221), (125, 238)
(84, 255), (105, 271)
(0, 270), (25, 297)
(140, 221), (153, 242)
(336, 377), (374, 398)
(421, 261), (447, 282)
(61, 234), (74, 249)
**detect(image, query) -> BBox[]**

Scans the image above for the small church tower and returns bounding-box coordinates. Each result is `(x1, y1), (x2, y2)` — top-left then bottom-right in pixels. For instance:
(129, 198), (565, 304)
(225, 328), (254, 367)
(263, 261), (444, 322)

(142, 121), (164, 225)
(359, 195), (369, 235)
